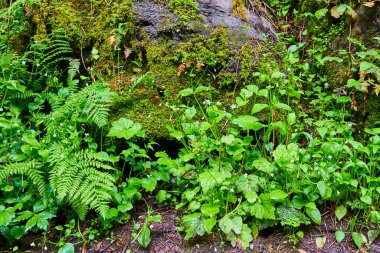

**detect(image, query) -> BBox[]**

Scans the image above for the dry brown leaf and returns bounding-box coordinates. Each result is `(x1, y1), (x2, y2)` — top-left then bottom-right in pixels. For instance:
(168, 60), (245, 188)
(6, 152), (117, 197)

(331, 6), (343, 19)
(124, 48), (132, 59)
(364, 1), (376, 7)
(374, 84), (380, 95)
(362, 81), (370, 93)
(177, 63), (186, 76)
(109, 35), (116, 46)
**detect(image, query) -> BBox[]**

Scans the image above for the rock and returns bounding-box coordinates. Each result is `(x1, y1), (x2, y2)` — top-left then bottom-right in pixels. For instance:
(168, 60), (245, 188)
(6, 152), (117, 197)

(133, 0), (276, 41)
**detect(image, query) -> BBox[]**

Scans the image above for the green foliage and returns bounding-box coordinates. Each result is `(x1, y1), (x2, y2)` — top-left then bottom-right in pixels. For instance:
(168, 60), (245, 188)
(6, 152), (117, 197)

(168, 0), (199, 22)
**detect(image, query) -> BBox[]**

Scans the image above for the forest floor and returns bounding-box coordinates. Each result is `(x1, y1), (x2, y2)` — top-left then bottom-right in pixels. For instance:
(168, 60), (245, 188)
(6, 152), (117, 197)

(4, 200), (379, 253)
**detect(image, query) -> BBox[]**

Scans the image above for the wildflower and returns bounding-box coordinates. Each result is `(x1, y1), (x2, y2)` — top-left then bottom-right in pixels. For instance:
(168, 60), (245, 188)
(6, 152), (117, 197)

(337, 191), (340, 195)
(36, 63), (40, 67)
(270, 173), (274, 177)
(60, 123), (63, 126)
(44, 73), (48, 77)
(22, 61), (26, 65)
(243, 173), (248, 177)
(328, 155), (332, 159)
(51, 117), (55, 121)
(203, 99), (211, 105)
(21, 137), (24, 141)
(44, 246), (47, 251)
(53, 133), (56, 138)
(150, 225), (154, 229)
(30, 242), (35, 247)
(231, 104), (236, 109)
(85, 133), (89, 137)
(0, 108), (3, 112)
(230, 188), (235, 193)
(176, 107), (179, 111)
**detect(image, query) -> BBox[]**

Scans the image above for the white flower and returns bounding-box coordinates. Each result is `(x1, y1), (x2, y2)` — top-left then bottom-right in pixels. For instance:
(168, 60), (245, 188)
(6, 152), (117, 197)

(69, 126), (72, 129)
(243, 173), (248, 177)
(150, 224), (154, 229)
(0, 108), (3, 112)
(328, 155), (332, 159)
(230, 188), (235, 193)
(30, 242), (35, 247)
(231, 104), (236, 109)
(22, 61), (26, 65)
(85, 133), (89, 137)
(337, 191), (340, 195)
(270, 173), (274, 177)
(44, 246), (47, 250)
(53, 133), (56, 138)
(203, 100), (211, 105)
(176, 107), (179, 111)
(37, 63), (40, 67)
(44, 73), (48, 77)
(21, 137), (24, 141)
(201, 117), (205, 120)
(59, 123), (63, 126)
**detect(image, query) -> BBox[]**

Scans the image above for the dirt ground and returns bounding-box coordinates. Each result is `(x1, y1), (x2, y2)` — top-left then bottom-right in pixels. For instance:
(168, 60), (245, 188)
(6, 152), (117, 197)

(1, 203), (379, 253)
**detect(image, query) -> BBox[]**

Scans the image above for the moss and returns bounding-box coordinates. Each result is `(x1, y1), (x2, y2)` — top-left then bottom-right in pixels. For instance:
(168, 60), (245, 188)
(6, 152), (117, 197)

(167, 0), (199, 22)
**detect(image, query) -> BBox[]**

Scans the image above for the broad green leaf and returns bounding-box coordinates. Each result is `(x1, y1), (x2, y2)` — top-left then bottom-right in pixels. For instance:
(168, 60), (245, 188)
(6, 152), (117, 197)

(360, 196), (372, 205)
(232, 115), (259, 131)
(156, 190), (167, 203)
(251, 104), (268, 114)
(118, 203), (133, 212)
(335, 230), (345, 243)
(108, 118), (145, 139)
(271, 71), (285, 79)
(352, 232), (363, 249)
(274, 103), (292, 111)
(315, 8), (328, 19)
(317, 181), (332, 200)
(306, 207), (321, 225)
(221, 134), (235, 145)
(141, 177), (157, 192)
(179, 88), (194, 97)
(219, 216), (233, 234)
(201, 204), (219, 216)
(138, 226), (151, 248)
(232, 216), (243, 234)
(58, 243), (75, 253)
(204, 218), (216, 234)
(287, 112), (296, 125)
(317, 127), (328, 138)
(269, 190), (288, 201)
(194, 86), (209, 94)
(316, 237), (326, 249)
(335, 205), (347, 221)
(0, 210), (15, 226)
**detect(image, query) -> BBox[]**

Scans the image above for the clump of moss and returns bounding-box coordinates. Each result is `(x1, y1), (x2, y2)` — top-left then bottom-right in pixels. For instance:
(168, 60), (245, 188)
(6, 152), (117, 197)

(167, 0), (199, 21)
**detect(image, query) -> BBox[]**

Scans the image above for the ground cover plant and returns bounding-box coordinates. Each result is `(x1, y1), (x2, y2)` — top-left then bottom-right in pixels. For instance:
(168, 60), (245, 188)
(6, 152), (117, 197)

(0, 0), (380, 252)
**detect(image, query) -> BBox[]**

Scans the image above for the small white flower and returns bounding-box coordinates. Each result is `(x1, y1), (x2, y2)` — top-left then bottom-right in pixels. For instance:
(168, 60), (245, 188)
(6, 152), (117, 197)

(159, 103), (162, 106)
(147, 175), (151, 178)
(85, 83), (89, 86)
(85, 133), (89, 137)
(60, 154), (64, 158)
(69, 126), (72, 129)
(176, 107), (179, 111)
(53, 133), (57, 138)
(22, 61), (26, 65)
(44, 246), (47, 250)
(328, 155), (332, 159)
(21, 137), (24, 141)
(201, 117), (205, 120)
(51, 117), (55, 120)
(150, 224), (154, 229)
(148, 114), (151, 118)
(214, 247), (217, 252)
(44, 73), (48, 77)
(17, 130), (20, 133)
(337, 191), (340, 195)
(203, 100), (211, 105)
(270, 173), (274, 177)
(30, 242), (35, 247)
(36, 63), (40, 67)
(243, 173), (248, 177)
(0, 108), (3, 112)
(162, 85), (165, 88)
(230, 188), (235, 193)
(287, 68), (291, 71)
(59, 123), (63, 126)
(231, 104), (236, 109)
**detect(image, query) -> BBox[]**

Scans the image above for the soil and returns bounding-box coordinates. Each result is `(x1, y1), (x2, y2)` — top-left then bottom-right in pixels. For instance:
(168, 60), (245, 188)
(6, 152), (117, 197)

(2, 200), (379, 253)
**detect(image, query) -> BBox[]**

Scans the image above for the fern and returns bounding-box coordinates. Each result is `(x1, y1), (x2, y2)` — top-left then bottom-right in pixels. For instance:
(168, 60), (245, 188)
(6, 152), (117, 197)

(0, 161), (48, 203)
(48, 147), (115, 219)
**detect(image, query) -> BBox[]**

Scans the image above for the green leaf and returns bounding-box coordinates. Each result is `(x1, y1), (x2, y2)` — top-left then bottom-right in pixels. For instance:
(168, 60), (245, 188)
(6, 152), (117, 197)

(194, 86), (209, 94)
(118, 203), (133, 212)
(315, 8), (328, 19)
(232, 115), (259, 131)
(141, 177), (157, 192)
(271, 71), (285, 79)
(306, 207), (321, 225)
(335, 205), (347, 221)
(287, 112), (296, 125)
(156, 190), (167, 203)
(251, 104), (269, 114)
(317, 181), (332, 200)
(360, 196), (372, 205)
(58, 243), (75, 253)
(179, 88), (194, 97)
(221, 134), (235, 145)
(0, 210), (15, 226)
(201, 204), (219, 216)
(317, 127), (328, 138)
(182, 213), (205, 239)
(219, 216), (233, 234)
(352, 232), (363, 249)
(138, 226), (151, 248)
(269, 190), (288, 201)
(204, 218), (216, 234)
(274, 103), (292, 111)
(25, 216), (38, 231)
(316, 237), (326, 249)
(108, 118), (145, 140)
(335, 230), (345, 243)
(232, 216), (243, 234)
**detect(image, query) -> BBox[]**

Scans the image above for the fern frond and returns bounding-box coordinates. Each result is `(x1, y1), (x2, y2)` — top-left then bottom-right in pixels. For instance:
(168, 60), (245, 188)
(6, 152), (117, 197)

(48, 148), (115, 219)
(0, 161), (48, 203)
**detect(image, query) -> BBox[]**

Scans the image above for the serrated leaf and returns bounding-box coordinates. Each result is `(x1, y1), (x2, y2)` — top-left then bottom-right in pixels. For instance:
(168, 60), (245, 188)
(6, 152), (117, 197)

(335, 205), (347, 221)
(108, 118), (145, 140)
(200, 204), (219, 216)
(0, 210), (15, 226)
(315, 8), (328, 19)
(335, 230), (345, 243)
